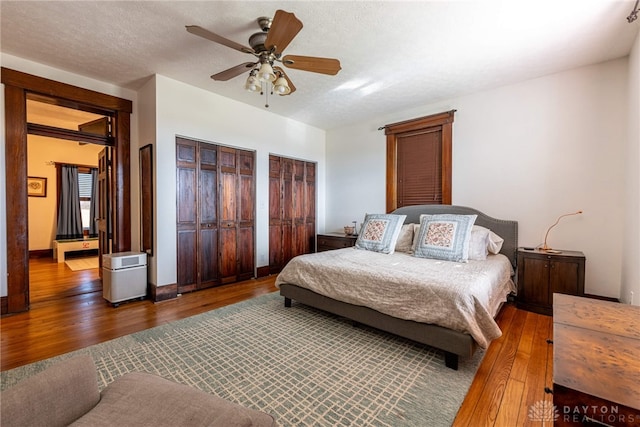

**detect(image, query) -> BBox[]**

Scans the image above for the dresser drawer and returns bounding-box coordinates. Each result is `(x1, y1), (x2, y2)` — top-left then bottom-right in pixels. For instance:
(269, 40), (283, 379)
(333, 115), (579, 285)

(317, 234), (357, 252)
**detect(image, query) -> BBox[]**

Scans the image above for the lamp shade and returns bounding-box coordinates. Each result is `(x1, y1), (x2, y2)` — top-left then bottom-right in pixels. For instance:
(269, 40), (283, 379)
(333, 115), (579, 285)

(257, 62), (276, 82)
(274, 76), (291, 95)
(245, 75), (260, 92)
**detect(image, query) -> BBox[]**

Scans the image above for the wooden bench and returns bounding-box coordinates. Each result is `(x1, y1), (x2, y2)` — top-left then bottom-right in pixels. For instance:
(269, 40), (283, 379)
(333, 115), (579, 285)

(53, 238), (99, 263)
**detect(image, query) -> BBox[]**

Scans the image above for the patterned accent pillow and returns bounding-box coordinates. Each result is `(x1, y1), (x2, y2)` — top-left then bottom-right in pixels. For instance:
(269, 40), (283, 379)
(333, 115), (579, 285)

(355, 214), (407, 254)
(413, 214), (477, 262)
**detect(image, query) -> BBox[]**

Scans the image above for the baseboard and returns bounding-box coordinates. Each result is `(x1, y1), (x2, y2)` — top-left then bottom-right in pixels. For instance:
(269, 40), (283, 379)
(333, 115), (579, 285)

(150, 283), (177, 302)
(583, 293), (619, 303)
(256, 266), (270, 278)
(29, 249), (53, 259)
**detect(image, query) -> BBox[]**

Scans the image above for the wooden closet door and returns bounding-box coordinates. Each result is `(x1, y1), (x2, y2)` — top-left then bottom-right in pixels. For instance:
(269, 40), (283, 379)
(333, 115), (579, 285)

(268, 155), (316, 273)
(292, 160), (306, 258)
(237, 149), (255, 280)
(268, 156), (283, 273)
(176, 139), (198, 293)
(219, 147), (238, 284)
(282, 158), (294, 265)
(304, 162), (316, 253)
(198, 144), (218, 289)
(219, 146), (255, 283)
(176, 138), (254, 291)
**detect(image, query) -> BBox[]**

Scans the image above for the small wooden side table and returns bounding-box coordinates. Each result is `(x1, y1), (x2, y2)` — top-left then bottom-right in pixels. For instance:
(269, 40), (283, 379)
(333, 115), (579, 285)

(517, 248), (585, 315)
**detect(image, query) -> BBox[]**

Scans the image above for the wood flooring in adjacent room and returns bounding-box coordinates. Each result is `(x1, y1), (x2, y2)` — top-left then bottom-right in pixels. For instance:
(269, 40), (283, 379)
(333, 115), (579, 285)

(2, 258), (553, 426)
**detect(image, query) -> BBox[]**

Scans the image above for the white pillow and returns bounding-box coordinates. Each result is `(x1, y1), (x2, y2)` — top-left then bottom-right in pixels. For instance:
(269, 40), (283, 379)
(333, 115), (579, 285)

(394, 223), (415, 253)
(468, 226), (490, 261)
(355, 214), (407, 254)
(474, 225), (505, 254)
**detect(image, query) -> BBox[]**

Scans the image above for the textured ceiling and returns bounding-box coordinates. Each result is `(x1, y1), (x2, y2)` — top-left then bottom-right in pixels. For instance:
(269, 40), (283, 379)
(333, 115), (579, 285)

(2, 1), (639, 130)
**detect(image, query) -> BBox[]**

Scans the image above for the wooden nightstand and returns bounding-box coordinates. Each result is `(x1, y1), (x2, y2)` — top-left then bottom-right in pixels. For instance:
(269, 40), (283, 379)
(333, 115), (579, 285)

(317, 233), (357, 252)
(516, 248), (585, 315)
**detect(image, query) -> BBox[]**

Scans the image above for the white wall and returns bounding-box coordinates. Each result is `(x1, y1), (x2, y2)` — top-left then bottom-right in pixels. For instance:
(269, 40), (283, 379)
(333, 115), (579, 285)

(149, 75), (326, 288)
(27, 137), (103, 250)
(326, 58), (630, 299)
(0, 54), (138, 297)
(621, 30), (640, 305)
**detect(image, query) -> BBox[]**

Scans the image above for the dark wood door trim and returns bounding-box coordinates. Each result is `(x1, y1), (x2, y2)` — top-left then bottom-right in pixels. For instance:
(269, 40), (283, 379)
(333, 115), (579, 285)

(1, 67), (133, 314)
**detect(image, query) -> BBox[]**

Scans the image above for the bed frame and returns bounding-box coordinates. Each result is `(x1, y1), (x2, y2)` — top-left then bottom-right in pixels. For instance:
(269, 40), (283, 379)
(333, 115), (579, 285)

(279, 205), (518, 370)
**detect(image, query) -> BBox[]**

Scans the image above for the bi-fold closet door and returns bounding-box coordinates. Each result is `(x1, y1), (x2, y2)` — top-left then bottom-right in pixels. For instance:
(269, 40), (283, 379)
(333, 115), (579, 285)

(268, 155), (316, 274)
(176, 137), (255, 294)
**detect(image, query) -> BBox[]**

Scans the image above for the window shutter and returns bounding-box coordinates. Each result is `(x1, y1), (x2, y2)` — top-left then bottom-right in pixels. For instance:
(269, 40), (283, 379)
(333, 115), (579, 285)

(397, 130), (442, 207)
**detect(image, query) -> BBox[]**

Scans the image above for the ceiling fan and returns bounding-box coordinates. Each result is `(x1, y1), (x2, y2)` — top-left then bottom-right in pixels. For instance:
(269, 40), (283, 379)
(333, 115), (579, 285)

(186, 10), (342, 107)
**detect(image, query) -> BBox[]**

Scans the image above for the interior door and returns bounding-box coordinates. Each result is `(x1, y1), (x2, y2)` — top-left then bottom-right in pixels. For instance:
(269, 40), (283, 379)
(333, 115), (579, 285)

(98, 147), (111, 274)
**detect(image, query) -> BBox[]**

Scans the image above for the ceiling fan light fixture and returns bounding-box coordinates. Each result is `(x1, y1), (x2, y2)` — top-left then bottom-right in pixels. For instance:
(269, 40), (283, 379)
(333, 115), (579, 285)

(274, 75), (291, 95)
(257, 62), (276, 82)
(244, 74), (261, 92)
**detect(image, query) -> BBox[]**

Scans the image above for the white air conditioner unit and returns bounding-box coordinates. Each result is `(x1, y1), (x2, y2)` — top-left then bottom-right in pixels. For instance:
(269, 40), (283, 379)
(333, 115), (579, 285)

(103, 251), (146, 270)
(102, 252), (147, 306)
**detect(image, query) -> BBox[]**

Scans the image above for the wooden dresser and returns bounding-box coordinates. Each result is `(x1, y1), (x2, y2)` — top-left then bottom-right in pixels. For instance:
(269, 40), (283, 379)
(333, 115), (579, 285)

(552, 294), (640, 426)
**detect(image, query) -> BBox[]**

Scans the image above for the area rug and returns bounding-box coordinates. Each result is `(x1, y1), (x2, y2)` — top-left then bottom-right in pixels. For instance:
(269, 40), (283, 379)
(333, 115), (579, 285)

(65, 256), (99, 271)
(1, 293), (483, 426)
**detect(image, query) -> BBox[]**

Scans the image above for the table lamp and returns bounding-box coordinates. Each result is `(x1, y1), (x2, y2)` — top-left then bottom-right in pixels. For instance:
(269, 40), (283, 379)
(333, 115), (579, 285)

(540, 210), (583, 253)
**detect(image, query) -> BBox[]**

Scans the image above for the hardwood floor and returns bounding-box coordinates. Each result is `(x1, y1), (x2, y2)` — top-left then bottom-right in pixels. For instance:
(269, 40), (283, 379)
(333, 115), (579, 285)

(2, 257), (553, 426)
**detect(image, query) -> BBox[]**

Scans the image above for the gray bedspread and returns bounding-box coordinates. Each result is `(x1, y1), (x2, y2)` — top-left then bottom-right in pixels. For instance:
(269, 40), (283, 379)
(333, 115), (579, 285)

(275, 248), (516, 348)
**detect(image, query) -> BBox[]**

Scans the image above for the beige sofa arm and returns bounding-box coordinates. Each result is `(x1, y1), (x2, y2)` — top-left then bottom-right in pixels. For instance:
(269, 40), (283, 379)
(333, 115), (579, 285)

(1, 356), (100, 427)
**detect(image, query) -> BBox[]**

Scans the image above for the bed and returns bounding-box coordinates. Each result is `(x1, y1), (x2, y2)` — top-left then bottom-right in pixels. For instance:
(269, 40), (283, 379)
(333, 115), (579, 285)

(276, 205), (518, 370)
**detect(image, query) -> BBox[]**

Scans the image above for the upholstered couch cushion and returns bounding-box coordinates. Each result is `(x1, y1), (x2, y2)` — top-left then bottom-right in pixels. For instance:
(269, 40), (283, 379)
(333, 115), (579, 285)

(1, 356), (276, 427)
(71, 372), (275, 427)
(1, 356), (100, 427)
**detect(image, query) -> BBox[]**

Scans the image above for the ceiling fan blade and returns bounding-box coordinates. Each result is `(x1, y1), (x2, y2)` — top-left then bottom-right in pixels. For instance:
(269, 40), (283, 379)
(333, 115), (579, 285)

(273, 66), (296, 95)
(282, 55), (342, 75)
(211, 62), (256, 81)
(264, 10), (303, 54)
(186, 25), (254, 54)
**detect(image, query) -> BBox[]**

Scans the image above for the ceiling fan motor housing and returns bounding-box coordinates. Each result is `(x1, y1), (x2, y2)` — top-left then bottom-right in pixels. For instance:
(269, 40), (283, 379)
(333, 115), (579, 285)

(249, 32), (268, 53)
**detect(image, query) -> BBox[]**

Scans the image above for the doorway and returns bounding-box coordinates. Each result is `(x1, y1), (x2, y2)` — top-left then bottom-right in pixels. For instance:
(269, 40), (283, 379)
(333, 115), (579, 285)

(2, 67), (133, 314)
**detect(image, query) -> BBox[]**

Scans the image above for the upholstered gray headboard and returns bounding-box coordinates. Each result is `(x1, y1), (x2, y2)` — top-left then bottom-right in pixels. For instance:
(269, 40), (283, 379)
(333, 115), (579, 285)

(391, 205), (519, 269)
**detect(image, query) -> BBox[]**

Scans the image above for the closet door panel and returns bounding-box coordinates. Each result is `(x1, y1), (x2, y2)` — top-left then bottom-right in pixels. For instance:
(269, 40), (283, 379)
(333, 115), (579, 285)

(237, 225), (254, 280)
(199, 227), (218, 288)
(200, 169), (217, 224)
(177, 168), (197, 224)
(239, 175), (254, 222)
(220, 226), (237, 283)
(177, 230), (196, 293)
(269, 224), (282, 272)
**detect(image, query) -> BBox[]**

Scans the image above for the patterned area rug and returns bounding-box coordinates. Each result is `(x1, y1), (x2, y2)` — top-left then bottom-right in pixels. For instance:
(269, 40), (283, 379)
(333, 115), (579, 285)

(65, 256), (99, 271)
(1, 293), (484, 426)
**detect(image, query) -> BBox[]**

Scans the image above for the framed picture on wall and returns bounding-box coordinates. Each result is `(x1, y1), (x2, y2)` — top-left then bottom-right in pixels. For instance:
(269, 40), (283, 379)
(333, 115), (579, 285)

(27, 176), (47, 197)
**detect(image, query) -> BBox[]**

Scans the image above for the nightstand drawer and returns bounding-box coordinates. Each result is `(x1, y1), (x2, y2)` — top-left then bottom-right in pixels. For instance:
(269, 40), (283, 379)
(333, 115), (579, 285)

(317, 234), (357, 252)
